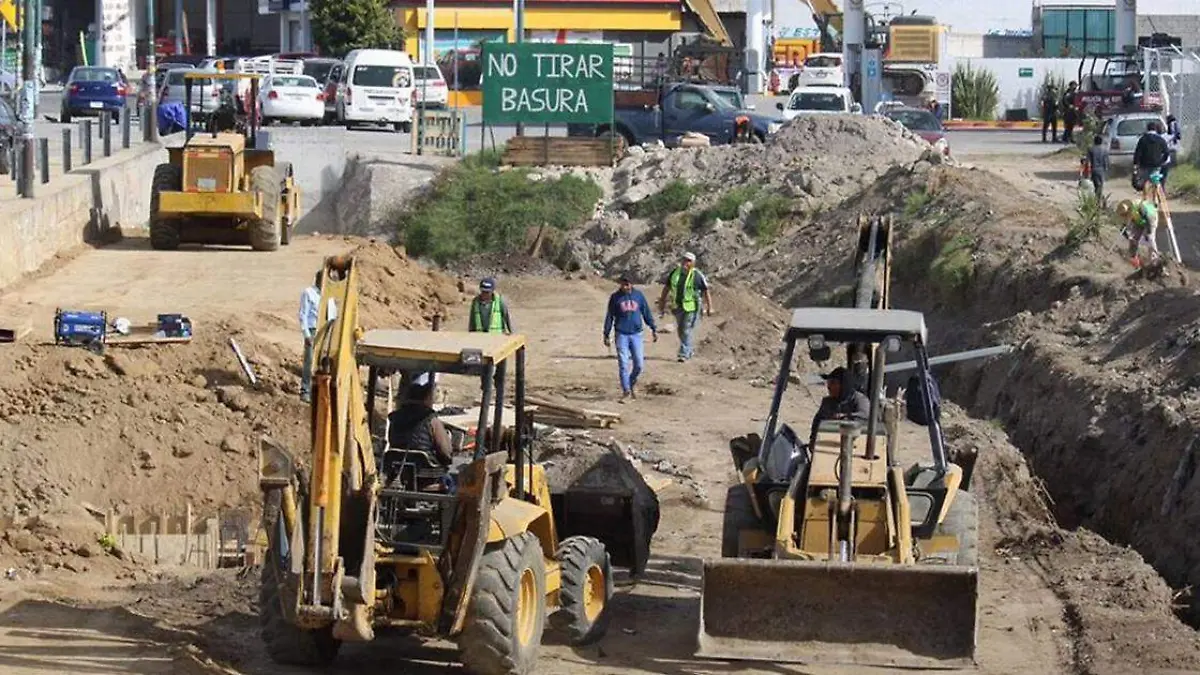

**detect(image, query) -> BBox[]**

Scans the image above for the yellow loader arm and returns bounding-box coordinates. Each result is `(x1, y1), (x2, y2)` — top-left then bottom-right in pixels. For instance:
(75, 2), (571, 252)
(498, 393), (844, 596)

(259, 255), (380, 642)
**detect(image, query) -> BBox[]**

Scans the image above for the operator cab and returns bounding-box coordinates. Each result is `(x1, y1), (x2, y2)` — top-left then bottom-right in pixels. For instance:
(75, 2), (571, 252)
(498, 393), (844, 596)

(740, 308), (951, 535)
(357, 329), (532, 553)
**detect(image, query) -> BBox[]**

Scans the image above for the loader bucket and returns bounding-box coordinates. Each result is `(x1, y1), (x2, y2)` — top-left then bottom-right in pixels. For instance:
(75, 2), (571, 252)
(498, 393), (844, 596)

(697, 558), (978, 670)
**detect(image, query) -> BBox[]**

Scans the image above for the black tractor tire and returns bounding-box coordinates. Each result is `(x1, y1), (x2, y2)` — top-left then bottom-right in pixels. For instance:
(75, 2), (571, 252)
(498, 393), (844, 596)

(276, 161), (294, 246)
(936, 490), (978, 567)
(721, 484), (759, 558)
(259, 492), (341, 665)
(550, 536), (612, 646)
(458, 531), (547, 675)
(248, 165), (282, 251)
(149, 163), (183, 251)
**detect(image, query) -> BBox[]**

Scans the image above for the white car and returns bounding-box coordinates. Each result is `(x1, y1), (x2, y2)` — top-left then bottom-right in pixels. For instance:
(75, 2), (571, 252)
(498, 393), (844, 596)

(1102, 111), (1167, 165)
(792, 53), (844, 90)
(777, 86), (861, 120)
(413, 64), (449, 108)
(258, 74), (325, 125)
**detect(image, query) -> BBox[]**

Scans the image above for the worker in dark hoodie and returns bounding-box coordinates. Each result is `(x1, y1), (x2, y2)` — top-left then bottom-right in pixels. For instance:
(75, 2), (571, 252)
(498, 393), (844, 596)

(603, 275), (658, 402)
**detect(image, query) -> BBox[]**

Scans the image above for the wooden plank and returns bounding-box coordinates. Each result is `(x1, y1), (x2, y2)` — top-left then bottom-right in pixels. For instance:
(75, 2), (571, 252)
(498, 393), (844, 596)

(106, 321), (194, 346)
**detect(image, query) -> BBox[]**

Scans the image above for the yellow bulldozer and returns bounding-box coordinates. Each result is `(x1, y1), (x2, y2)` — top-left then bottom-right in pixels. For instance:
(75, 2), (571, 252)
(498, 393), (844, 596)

(257, 256), (656, 673)
(697, 305), (978, 669)
(149, 72), (299, 251)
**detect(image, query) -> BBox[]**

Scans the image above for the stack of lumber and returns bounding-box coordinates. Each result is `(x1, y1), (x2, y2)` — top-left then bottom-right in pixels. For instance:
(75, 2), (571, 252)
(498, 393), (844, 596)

(501, 137), (617, 167)
(107, 321), (194, 346)
(527, 395), (621, 429)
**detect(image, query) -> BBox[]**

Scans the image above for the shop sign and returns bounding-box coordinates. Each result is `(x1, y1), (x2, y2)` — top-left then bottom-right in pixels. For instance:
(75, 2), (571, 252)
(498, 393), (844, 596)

(482, 42), (613, 125)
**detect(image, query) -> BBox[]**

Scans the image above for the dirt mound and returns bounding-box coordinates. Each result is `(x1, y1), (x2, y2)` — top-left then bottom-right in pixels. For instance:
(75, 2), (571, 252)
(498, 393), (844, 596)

(0, 242), (463, 536)
(943, 408), (1200, 672)
(352, 239), (468, 328)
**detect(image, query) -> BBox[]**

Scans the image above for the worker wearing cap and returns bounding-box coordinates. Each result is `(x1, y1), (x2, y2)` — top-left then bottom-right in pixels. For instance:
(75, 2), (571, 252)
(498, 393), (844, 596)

(603, 274), (658, 401)
(657, 252), (713, 362)
(468, 278), (515, 334)
(1116, 198), (1162, 269)
(809, 366), (871, 444)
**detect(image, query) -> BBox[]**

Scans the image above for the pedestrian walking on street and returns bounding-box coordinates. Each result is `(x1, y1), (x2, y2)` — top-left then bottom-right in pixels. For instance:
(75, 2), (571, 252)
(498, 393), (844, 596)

(1041, 85), (1059, 143)
(603, 275), (658, 402)
(467, 277), (515, 334)
(657, 252), (713, 363)
(1083, 134), (1110, 201)
(299, 270), (336, 403)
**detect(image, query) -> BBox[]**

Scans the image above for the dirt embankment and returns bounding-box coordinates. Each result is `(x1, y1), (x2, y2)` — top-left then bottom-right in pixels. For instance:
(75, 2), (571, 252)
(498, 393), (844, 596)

(0, 240), (466, 576)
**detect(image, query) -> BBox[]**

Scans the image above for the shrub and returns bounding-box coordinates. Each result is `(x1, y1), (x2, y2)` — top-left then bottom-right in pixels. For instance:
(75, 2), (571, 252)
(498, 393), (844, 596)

(930, 233), (975, 292)
(952, 63), (1000, 121)
(903, 188), (931, 218)
(394, 156), (602, 264)
(747, 192), (792, 240)
(630, 180), (701, 220)
(1170, 163), (1200, 203)
(697, 185), (760, 226)
(1065, 188), (1116, 251)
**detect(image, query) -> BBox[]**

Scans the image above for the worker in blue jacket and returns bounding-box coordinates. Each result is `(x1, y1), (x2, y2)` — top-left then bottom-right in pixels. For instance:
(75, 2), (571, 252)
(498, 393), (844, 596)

(603, 275), (658, 401)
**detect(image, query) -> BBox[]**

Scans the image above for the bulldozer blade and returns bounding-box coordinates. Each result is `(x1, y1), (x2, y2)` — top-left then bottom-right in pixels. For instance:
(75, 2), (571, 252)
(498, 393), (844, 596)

(697, 558), (977, 670)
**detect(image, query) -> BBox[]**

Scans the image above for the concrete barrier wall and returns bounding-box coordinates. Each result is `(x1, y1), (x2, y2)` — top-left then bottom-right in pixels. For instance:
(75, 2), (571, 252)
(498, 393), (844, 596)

(261, 127), (348, 219)
(0, 142), (168, 290)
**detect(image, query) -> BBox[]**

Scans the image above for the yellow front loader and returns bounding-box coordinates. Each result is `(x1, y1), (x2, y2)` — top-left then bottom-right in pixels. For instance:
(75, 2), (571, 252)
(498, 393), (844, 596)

(257, 256), (622, 674)
(150, 72), (299, 251)
(697, 307), (978, 669)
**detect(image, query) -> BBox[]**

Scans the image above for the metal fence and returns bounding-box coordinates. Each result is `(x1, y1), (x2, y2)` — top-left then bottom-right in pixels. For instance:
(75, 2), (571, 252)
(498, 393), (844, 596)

(1144, 45), (1200, 163)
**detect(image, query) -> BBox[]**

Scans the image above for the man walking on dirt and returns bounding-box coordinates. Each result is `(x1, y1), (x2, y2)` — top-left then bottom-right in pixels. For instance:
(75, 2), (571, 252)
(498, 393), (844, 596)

(1133, 121), (1171, 195)
(657, 252), (713, 363)
(603, 275), (658, 402)
(1060, 82), (1079, 144)
(467, 278), (515, 334)
(299, 270), (336, 403)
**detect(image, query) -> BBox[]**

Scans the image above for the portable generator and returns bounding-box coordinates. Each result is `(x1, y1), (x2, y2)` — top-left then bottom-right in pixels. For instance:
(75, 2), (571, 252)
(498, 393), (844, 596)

(54, 309), (107, 350)
(157, 314), (193, 339)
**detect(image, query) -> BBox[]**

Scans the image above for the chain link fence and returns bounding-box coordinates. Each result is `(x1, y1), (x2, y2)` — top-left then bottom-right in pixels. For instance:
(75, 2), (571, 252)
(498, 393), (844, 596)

(1144, 46), (1200, 163)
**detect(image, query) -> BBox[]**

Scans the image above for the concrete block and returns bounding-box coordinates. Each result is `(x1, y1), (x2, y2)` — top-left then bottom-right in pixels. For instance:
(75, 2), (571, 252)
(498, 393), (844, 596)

(264, 127), (348, 219)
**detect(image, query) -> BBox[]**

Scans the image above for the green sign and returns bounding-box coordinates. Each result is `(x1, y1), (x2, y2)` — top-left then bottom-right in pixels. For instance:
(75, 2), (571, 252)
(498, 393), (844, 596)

(1018, 67), (1034, 78)
(482, 42), (614, 125)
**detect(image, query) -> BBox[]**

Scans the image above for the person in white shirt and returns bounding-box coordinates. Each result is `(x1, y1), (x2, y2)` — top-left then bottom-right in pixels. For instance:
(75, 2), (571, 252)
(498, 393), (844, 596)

(299, 271), (323, 402)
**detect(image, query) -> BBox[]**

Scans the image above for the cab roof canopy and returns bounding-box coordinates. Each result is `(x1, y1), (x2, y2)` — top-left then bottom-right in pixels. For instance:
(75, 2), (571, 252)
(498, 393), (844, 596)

(786, 307), (928, 343)
(356, 329), (526, 374)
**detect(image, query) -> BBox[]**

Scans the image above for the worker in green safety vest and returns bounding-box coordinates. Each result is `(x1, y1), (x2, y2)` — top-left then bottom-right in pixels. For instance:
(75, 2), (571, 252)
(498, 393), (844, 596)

(657, 251), (713, 362)
(467, 277), (515, 334)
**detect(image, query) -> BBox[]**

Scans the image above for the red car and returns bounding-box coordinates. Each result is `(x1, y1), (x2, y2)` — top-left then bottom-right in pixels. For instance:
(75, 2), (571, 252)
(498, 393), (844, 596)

(885, 107), (950, 157)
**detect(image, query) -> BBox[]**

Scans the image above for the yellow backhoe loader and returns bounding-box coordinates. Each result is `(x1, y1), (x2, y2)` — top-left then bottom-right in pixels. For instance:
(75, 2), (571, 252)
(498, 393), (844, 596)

(258, 256), (651, 674)
(697, 306), (978, 669)
(149, 72), (299, 251)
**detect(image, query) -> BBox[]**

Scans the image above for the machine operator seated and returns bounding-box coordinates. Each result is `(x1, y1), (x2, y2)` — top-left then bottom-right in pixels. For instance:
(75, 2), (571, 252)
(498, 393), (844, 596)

(387, 372), (455, 470)
(809, 366), (871, 443)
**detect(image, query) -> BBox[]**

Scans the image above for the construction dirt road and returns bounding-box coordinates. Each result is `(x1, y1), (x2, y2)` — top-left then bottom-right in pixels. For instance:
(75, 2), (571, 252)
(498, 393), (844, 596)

(3, 116), (1200, 674)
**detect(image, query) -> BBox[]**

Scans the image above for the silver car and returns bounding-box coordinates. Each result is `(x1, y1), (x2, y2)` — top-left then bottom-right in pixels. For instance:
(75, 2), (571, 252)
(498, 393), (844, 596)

(158, 67), (227, 114)
(1102, 111), (1166, 165)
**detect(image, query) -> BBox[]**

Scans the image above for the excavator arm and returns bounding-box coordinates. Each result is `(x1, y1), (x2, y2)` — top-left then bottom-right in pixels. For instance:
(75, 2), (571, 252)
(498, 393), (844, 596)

(800, 0), (843, 42)
(259, 255), (380, 643)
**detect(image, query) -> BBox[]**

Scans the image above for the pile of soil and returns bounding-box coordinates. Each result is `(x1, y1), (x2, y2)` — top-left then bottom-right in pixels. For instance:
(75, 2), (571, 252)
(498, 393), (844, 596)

(0, 241), (463, 573)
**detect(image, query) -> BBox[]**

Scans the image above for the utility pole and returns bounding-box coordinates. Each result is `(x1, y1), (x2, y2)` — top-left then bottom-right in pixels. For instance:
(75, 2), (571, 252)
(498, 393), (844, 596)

(514, 0), (524, 135)
(18, 0), (36, 197)
(145, 0), (158, 141)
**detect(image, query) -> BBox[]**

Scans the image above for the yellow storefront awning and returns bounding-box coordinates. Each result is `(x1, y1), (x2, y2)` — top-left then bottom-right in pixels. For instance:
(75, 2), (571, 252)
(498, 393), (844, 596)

(405, 6), (682, 33)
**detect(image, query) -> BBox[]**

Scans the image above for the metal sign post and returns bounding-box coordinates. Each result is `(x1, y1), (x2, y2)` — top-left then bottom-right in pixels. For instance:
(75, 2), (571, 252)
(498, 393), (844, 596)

(18, 0), (35, 197)
(145, 0), (158, 141)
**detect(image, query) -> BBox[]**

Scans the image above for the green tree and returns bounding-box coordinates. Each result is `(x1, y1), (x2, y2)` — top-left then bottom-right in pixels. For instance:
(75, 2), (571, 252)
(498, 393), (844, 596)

(309, 0), (402, 57)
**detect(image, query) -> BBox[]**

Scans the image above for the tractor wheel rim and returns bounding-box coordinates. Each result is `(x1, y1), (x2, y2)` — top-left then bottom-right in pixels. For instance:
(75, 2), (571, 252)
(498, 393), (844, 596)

(583, 564), (605, 623)
(517, 567), (537, 646)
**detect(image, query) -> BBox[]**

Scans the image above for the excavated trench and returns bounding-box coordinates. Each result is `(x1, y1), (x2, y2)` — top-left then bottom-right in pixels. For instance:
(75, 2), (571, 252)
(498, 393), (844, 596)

(893, 258), (1200, 626)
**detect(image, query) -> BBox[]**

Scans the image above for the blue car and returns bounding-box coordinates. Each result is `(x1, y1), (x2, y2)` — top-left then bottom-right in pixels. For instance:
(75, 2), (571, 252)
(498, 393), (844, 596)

(61, 66), (129, 123)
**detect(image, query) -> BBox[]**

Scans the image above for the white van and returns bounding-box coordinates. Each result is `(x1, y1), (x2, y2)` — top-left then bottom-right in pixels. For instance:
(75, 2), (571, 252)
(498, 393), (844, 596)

(336, 49), (415, 132)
